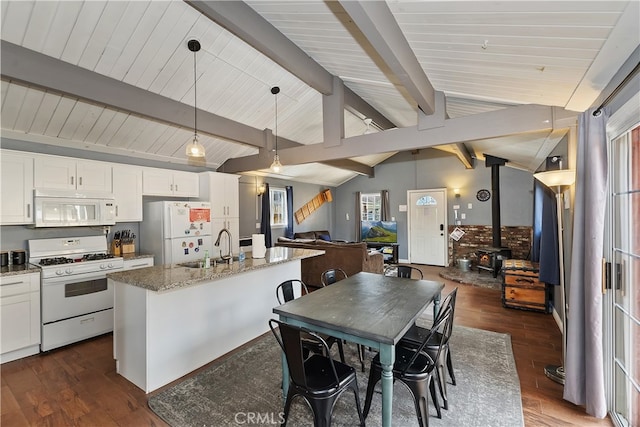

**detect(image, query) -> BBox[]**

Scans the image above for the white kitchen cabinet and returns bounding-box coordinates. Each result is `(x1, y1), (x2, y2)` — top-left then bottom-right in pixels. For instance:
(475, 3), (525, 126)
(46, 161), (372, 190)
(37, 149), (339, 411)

(198, 172), (239, 218)
(34, 155), (112, 192)
(197, 172), (240, 256)
(123, 256), (154, 271)
(112, 165), (143, 222)
(0, 150), (34, 224)
(0, 272), (41, 363)
(142, 167), (199, 197)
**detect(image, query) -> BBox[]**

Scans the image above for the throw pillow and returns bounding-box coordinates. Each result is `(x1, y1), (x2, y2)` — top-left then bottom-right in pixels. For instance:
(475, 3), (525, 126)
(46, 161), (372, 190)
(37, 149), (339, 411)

(318, 234), (331, 241)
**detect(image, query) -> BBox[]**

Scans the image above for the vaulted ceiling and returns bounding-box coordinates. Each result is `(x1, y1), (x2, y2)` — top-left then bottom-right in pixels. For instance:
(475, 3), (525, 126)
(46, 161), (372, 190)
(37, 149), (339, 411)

(1, 1), (638, 186)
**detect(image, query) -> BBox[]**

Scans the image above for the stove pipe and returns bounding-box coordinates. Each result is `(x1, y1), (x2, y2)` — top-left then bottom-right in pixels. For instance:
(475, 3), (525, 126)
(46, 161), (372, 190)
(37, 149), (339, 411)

(485, 155), (508, 248)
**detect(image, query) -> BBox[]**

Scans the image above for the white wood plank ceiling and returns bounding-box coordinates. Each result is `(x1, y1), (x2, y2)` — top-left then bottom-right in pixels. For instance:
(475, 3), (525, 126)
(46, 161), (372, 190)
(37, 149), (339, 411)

(1, 1), (638, 186)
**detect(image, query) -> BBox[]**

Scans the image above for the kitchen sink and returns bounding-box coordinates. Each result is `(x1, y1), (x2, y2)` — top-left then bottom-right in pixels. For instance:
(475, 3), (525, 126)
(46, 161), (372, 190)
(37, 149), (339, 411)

(179, 257), (239, 268)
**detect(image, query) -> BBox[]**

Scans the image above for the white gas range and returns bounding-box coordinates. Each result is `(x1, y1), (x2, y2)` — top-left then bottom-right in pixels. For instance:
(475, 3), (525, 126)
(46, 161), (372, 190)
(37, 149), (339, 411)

(28, 235), (123, 351)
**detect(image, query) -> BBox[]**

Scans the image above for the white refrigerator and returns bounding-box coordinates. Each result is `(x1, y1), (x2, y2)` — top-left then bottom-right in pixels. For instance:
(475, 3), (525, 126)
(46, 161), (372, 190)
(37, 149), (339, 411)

(140, 201), (212, 265)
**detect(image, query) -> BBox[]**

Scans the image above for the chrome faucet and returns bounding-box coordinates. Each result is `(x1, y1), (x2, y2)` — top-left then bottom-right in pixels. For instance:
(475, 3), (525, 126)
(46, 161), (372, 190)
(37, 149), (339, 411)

(214, 228), (233, 263)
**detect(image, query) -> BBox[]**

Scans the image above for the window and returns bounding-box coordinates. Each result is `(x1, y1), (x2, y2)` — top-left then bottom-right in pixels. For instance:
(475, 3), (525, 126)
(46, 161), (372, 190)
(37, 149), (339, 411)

(360, 192), (381, 221)
(270, 187), (288, 227)
(416, 195), (437, 206)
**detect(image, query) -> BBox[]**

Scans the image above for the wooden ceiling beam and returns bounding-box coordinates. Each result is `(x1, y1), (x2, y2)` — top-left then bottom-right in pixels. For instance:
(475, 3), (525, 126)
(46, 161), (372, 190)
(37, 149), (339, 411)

(338, 1), (436, 115)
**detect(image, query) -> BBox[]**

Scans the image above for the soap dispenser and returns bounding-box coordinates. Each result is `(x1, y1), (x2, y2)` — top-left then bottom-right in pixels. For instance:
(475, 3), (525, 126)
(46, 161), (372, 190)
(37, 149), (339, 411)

(204, 250), (210, 268)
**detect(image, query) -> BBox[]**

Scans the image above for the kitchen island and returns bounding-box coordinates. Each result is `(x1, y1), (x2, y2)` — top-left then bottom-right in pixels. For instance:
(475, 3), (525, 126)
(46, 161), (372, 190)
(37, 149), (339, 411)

(108, 246), (323, 393)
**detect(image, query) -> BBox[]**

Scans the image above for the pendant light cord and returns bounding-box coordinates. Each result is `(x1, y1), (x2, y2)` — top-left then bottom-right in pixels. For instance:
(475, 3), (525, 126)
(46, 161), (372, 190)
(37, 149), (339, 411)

(271, 86), (280, 154)
(193, 49), (198, 138)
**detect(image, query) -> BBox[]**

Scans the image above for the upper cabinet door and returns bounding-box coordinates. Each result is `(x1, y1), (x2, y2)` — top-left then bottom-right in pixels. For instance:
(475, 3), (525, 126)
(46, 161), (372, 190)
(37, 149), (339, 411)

(0, 151), (34, 224)
(171, 171), (199, 197)
(142, 167), (174, 196)
(34, 156), (112, 192)
(197, 172), (239, 218)
(34, 156), (76, 190)
(112, 165), (143, 222)
(76, 161), (112, 192)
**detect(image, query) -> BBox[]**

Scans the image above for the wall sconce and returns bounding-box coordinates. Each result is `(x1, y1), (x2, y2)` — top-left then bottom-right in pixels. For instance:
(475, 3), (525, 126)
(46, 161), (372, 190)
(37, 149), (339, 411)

(257, 183), (266, 196)
(454, 188), (461, 198)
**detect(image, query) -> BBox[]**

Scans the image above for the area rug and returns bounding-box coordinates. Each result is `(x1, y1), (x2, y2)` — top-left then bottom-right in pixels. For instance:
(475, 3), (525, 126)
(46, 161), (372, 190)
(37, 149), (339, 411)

(148, 324), (523, 427)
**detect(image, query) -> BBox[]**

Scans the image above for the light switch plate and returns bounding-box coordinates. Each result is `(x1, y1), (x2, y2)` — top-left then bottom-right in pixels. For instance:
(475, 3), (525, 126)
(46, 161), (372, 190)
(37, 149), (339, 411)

(461, 213), (466, 219)
(453, 204), (460, 210)
(468, 203), (473, 209)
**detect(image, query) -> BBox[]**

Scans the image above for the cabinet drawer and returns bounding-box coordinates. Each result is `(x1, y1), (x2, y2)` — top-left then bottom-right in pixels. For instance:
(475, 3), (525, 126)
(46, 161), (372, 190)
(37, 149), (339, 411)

(0, 274), (40, 297)
(504, 274), (544, 288)
(503, 286), (546, 304)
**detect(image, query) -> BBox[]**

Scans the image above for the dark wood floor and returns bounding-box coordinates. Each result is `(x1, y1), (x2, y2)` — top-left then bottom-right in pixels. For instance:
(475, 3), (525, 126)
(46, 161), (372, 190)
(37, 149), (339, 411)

(1, 266), (613, 426)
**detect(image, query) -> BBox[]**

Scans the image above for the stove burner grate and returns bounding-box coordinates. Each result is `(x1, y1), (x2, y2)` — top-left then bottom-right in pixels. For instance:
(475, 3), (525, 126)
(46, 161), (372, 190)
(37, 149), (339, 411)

(39, 253), (114, 265)
(82, 253), (115, 261)
(39, 257), (75, 266)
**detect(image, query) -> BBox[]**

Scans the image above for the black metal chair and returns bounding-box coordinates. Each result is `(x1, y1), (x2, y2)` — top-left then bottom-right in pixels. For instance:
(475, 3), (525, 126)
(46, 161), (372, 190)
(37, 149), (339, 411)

(320, 268), (348, 286)
(399, 287), (459, 411)
(363, 306), (453, 426)
(384, 264), (424, 279)
(275, 279), (345, 363)
(269, 319), (365, 427)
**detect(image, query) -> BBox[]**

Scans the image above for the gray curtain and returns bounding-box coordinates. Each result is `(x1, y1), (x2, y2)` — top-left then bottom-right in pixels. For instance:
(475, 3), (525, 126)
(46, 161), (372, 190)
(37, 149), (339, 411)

(355, 191), (361, 241)
(260, 183), (272, 248)
(564, 107), (608, 418)
(381, 190), (390, 221)
(285, 186), (294, 238)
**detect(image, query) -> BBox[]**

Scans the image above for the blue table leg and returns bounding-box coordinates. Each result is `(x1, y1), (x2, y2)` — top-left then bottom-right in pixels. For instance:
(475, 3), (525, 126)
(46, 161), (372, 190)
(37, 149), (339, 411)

(378, 343), (395, 427)
(433, 291), (442, 319)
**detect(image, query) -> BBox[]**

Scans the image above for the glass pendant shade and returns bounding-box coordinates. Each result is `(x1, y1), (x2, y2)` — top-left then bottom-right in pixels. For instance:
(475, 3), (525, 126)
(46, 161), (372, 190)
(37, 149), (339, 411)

(270, 153), (282, 173)
(186, 135), (206, 158)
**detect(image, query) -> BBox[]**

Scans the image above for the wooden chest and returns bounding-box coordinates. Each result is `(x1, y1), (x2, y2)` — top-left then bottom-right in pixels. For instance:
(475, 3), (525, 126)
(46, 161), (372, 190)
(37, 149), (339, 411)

(501, 259), (550, 313)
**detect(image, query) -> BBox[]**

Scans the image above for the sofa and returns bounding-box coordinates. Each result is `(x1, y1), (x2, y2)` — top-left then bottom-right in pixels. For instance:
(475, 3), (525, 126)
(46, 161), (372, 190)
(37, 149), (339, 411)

(276, 236), (384, 289)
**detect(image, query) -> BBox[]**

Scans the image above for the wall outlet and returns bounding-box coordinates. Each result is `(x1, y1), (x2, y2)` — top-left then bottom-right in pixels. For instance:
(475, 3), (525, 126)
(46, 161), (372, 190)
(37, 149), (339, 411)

(461, 213), (466, 219)
(256, 222), (261, 228)
(468, 203), (473, 209)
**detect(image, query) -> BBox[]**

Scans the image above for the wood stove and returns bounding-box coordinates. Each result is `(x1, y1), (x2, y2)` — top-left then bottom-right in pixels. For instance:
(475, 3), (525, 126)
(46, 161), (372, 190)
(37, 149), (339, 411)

(476, 155), (512, 277)
(477, 247), (512, 277)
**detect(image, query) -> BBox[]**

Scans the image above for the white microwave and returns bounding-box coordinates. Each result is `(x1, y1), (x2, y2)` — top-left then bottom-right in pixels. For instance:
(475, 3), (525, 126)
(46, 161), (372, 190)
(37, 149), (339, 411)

(33, 189), (116, 228)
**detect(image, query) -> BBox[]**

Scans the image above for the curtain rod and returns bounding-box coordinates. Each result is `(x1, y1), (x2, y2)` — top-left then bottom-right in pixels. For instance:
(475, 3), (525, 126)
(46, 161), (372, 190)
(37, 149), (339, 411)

(593, 61), (640, 117)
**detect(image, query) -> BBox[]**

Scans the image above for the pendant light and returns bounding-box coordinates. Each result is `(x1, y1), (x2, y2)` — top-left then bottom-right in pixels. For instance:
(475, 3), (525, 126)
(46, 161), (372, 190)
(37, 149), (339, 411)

(185, 39), (206, 158)
(270, 86), (283, 173)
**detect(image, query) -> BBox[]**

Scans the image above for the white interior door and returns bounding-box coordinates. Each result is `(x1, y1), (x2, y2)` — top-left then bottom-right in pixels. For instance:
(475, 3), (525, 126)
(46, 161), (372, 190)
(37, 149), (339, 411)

(408, 189), (447, 266)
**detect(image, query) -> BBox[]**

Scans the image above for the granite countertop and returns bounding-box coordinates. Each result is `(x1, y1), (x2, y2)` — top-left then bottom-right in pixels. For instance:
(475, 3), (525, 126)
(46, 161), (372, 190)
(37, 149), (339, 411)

(1, 263), (41, 277)
(121, 253), (154, 261)
(107, 247), (324, 293)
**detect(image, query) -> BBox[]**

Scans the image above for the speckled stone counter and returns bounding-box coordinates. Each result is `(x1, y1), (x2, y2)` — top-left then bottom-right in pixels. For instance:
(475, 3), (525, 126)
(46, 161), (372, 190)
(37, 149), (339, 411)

(0, 263), (40, 277)
(121, 253), (154, 261)
(108, 247), (323, 293)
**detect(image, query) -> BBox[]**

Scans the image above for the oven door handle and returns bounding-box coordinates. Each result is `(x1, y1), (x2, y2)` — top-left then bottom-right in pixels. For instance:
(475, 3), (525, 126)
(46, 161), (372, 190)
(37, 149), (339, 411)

(41, 270), (120, 285)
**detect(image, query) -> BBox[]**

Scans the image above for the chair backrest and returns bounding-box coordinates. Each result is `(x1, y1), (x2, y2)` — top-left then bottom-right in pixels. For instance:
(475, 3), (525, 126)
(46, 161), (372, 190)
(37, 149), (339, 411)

(269, 319), (340, 389)
(433, 287), (458, 332)
(401, 306), (452, 376)
(321, 268), (348, 286)
(276, 279), (308, 305)
(397, 265), (423, 279)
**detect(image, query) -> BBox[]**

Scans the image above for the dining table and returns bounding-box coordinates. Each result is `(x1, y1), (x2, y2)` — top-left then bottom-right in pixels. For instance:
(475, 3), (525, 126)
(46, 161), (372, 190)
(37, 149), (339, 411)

(273, 271), (444, 427)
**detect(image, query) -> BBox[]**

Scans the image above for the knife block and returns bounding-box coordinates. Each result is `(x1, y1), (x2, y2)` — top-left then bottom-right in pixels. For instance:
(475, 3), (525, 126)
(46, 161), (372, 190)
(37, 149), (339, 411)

(111, 240), (122, 256)
(121, 242), (135, 254)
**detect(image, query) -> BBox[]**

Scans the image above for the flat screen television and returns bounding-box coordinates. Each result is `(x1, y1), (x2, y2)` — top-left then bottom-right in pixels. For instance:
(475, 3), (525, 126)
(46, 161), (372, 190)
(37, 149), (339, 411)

(360, 220), (397, 243)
